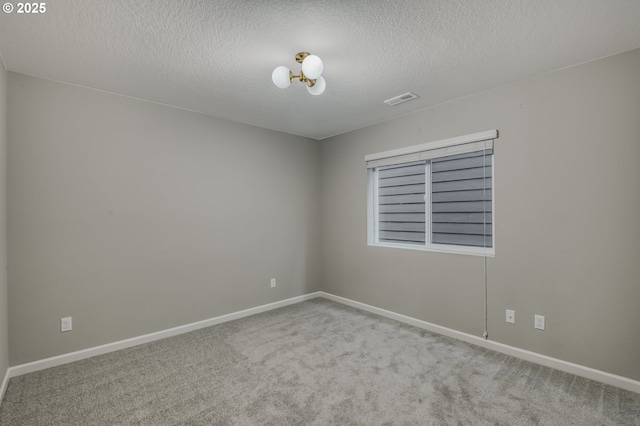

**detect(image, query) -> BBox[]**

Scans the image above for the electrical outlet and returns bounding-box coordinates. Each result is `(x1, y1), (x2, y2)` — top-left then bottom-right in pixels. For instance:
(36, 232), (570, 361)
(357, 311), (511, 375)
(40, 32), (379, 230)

(61, 317), (72, 332)
(506, 309), (515, 324)
(270, 278), (276, 288)
(534, 314), (545, 330)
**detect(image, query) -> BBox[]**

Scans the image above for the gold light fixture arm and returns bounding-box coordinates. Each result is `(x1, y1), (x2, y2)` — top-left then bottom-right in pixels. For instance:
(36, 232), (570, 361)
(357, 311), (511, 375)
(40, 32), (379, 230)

(295, 52), (310, 63)
(288, 69), (317, 87)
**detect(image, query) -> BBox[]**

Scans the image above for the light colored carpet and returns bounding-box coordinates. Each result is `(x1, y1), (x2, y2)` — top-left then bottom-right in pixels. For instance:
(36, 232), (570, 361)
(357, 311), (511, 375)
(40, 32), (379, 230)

(1, 298), (639, 425)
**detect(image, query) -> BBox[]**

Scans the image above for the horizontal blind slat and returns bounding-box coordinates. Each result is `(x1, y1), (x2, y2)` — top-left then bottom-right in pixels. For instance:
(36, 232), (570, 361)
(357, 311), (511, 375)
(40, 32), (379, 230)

(379, 222), (426, 232)
(378, 163), (425, 178)
(431, 155), (492, 173)
(432, 233), (492, 247)
(379, 173), (425, 187)
(379, 213), (425, 223)
(380, 193), (425, 204)
(432, 179), (491, 192)
(431, 201), (492, 213)
(380, 231), (426, 243)
(432, 165), (492, 182)
(379, 203), (426, 213)
(432, 189), (492, 203)
(432, 223), (492, 235)
(432, 212), (492, 224)
(430, 148), (493, 163)
(379, 183), (425, 196)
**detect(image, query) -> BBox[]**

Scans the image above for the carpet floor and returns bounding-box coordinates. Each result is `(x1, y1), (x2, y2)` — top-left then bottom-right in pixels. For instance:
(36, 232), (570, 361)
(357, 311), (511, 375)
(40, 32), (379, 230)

(1, 298), (639, 425)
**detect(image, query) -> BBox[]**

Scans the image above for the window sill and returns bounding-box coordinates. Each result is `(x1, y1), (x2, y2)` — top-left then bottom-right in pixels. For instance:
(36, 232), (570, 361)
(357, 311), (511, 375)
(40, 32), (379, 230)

(368, 241), (495, 257)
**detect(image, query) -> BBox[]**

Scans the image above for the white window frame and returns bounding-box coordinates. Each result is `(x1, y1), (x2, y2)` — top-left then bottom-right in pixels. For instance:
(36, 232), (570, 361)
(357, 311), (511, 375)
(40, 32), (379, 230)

(366, 130), (497, 257)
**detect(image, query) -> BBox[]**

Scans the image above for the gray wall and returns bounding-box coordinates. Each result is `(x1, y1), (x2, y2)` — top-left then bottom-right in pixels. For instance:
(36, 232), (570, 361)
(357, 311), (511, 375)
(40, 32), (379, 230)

(0, 63), (8, 383)
(7, 72), (320, 365)
(319, 49), (640, 381)
(5, 49), (640, 383)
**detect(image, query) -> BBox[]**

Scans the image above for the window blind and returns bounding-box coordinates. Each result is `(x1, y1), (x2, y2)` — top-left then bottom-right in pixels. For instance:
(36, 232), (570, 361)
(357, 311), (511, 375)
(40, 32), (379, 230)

(430, 150), (492, 248)
(377, 162), (426, 245)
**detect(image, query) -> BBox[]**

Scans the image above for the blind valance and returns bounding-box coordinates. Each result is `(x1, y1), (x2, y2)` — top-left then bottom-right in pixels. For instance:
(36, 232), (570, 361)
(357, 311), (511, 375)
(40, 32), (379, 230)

(365, 130), (497, 169)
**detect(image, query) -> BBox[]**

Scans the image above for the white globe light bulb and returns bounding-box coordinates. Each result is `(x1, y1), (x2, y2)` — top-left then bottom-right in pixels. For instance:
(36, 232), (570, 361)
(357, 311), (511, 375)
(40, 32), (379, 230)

(272, 66), (291, 89)
(301, 55), (323, 79)
(307, 76), (326, 96)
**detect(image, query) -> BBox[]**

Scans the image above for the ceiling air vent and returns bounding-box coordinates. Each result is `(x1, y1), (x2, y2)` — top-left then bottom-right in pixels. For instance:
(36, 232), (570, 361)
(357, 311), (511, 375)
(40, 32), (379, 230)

(384, 92), (418, 106)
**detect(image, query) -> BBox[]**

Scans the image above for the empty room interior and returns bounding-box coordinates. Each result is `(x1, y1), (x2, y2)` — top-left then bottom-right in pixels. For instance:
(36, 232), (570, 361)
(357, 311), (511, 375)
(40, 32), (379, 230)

(0, 1), (640, 424)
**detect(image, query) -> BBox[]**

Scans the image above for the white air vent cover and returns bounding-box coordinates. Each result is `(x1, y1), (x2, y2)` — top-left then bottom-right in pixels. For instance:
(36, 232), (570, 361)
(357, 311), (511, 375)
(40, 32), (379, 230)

(384, 92), (419, 106)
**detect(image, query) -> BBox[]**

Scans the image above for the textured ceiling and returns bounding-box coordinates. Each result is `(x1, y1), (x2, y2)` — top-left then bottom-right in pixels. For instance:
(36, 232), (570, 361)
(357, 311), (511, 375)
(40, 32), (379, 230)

(1, 0), (640, 140)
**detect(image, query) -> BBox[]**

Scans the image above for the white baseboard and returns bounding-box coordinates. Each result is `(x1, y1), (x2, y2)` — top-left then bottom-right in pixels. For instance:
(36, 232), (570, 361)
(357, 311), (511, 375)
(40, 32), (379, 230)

(5, 290), (639, 395)
(318, 292), (640, 394)
(0, 367), (9, 402)
(8, 292), (321, 378)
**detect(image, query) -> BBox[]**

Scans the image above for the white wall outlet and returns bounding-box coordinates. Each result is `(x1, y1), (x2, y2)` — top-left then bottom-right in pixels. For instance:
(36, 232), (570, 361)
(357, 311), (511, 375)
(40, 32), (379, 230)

(61, 317), (72, 332)
(506, 309), (515, 324)
(534, 314), (545, 330)
(270, 278), (276, 288)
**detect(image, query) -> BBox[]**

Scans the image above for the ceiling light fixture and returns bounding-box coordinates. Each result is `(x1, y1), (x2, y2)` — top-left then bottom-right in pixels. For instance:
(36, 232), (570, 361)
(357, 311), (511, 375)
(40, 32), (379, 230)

(272, 52), (326, 96)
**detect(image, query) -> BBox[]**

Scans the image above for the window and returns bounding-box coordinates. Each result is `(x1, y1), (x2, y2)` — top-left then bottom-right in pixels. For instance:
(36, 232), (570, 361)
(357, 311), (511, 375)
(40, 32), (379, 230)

(366, 130), (496, 256)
